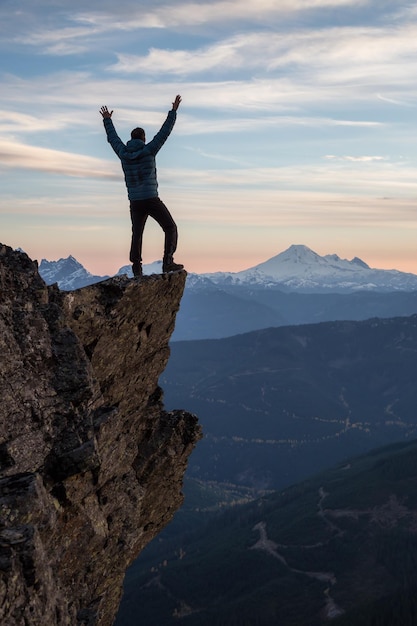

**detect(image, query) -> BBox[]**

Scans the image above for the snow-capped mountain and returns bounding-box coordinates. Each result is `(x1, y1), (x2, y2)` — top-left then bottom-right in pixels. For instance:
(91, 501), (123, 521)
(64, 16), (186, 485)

(199, 244), (417, 292)
(116, 260), (164, 278)
(39, 256), (161, 290)
(39, 256), (109, 291)
(35, 246), (417, 340)
(38, 245), (417, 293)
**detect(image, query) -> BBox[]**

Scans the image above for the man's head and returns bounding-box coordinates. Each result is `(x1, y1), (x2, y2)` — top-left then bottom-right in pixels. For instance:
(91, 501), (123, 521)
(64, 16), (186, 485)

(131, 127), (145, 141)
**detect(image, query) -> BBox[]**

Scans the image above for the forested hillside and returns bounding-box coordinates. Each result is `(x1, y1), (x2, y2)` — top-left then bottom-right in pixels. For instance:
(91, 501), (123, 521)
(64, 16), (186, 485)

(117, 439), (417, 625)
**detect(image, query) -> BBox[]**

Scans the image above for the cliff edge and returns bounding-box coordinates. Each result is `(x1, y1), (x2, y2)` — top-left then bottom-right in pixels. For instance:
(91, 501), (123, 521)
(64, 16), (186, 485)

(0, 244), (201, 625)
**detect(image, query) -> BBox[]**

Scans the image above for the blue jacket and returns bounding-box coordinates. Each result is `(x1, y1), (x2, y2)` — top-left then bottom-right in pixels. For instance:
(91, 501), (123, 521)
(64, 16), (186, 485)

(103, 109), (177, 201)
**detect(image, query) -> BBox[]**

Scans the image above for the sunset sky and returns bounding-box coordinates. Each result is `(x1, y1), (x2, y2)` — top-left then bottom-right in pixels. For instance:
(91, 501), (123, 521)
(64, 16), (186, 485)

(1, 0), (417, 276)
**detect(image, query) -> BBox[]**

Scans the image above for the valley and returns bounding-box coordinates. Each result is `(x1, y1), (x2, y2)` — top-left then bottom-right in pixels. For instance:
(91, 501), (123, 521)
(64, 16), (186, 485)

(162, 315), (417, 490)
(116, 439), (417, 626)
(35, 245), (417, 625)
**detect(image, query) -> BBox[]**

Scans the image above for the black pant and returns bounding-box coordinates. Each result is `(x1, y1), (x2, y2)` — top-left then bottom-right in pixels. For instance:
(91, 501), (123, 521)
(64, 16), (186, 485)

(129, 197), (178, 265)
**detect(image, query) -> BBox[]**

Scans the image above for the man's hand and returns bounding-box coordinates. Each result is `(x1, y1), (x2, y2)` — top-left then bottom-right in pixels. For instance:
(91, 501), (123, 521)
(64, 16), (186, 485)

(100, 106), (113, 119)
(172, 95), (181, 111)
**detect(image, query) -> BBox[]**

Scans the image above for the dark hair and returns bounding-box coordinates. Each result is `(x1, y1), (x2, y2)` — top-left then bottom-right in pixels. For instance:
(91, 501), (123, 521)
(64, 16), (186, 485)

(131, 127), (145, 140)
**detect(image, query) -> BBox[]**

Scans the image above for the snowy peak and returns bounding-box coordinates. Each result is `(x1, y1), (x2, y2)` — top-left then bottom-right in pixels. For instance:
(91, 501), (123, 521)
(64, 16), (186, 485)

(350, 256), (370, 269)
(253, 244), (331, 276)
(276, 244), (323, 264)
(255, 245), (369, 276)
(228, 244), (374, 288)
(40, 256), (83, 278)
(116, 260), (164, 278)
(201, 245), (417, 292)
(39, 256), (164, 290)
(39, 256), (109, 291)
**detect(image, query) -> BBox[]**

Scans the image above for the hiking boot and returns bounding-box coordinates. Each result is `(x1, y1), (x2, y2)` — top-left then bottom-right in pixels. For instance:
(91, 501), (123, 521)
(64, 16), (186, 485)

(162, 260), (184, 273)
(132, 262), (142, 277)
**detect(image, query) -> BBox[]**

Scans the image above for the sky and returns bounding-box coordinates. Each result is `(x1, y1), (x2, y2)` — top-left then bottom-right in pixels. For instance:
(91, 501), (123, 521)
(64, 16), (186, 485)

(1, 0), (417, 276)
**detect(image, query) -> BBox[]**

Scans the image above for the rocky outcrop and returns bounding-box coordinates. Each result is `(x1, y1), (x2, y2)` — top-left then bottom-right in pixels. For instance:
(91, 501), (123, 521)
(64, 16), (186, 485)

(0, 244), (201, 625)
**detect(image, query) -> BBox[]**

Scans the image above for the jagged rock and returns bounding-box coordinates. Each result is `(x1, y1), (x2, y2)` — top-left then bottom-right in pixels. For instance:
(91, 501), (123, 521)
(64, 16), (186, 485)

(0, 244), (201, 626)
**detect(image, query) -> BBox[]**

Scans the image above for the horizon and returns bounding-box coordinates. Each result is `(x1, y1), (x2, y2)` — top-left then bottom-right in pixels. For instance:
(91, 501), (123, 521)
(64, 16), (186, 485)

(1, 1), (417, 276)
(35, 242), (417, 278)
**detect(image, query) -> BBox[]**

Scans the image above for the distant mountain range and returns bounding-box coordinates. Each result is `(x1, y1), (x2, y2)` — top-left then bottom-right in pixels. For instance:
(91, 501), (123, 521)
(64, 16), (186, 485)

(38, 244), (417, 293)
(37, 245), (417, 340)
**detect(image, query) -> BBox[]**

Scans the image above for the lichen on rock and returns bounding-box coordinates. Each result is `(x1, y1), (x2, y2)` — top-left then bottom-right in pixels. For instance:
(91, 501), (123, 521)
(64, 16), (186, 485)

(0, 244), (201, 626)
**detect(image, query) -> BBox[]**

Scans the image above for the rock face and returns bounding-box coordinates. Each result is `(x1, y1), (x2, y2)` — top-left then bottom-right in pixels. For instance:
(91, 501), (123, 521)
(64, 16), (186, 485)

(0, 244), (201, 626)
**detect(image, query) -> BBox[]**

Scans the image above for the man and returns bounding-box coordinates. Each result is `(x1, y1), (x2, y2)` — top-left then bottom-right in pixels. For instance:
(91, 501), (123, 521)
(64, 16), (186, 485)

(100, 95), (183, 277)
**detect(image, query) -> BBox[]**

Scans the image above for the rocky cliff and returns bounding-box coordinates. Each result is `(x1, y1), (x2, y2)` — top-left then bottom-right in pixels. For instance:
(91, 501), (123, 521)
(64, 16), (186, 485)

(0, 244), (201, 626)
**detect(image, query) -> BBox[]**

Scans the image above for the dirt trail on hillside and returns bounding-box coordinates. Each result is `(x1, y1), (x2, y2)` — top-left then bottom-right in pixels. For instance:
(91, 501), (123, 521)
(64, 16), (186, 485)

(250, 520), (336, 585)
(251, 488), (417, 618)
(250, 487), (347, 619)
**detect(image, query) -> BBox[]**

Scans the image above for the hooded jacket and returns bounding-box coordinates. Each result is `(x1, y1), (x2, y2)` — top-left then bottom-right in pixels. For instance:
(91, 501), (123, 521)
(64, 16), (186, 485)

(103, 109), (177, 201)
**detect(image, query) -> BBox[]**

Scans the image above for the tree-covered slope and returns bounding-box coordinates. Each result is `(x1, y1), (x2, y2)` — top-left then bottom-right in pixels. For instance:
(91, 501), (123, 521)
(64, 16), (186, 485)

(116, 439), (417, 626)
(163, 315), (417, 490)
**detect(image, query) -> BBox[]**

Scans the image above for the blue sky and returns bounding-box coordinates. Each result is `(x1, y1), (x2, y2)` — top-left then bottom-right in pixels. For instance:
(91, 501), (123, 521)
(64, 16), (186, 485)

(1, 0), (417, 275)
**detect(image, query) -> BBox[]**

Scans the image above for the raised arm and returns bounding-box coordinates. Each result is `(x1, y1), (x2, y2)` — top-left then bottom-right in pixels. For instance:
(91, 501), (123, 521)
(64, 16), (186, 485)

(145, 97), (182, 156)
(172, 95), (181, 111)
(100, 106), (128, 159)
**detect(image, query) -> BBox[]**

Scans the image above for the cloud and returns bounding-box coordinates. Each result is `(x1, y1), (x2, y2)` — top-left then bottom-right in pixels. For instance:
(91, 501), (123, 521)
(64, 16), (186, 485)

(127, 0), (369, 29)
(108, 23), (417, 88)
(0, 110), (69, 134)
(2, 132), (414, 199)
(324, 155), (387, 162)
(18, 25), (96, 55)
(160, 159), (417, 197)
(0, 68), (388, 134)
(0, 139), (118, 179)
(178, 114), (382, 137)
(2, 0), (363, 56)
(4, 6), (417, 124)
(26, 0), (371, 41)
(110, 41), (243, 76)
(376, 93), (415, 107)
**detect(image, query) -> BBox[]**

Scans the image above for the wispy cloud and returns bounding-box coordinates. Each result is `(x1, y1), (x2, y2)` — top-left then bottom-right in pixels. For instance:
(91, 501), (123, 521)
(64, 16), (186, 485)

(19, 26), (96, 55)
(108, 23), (417, 87)
(0, 110), (69, 134)
(3, 0), (371, 57)
(0, 139), (118, 179)
(19, 0), (372, 42)
(178, 114), (382, 136)
(2, 135), (413, 197)
(376, 93), (415, 107)
(325, 155), (387, 162)
(126, 0), (371, 29)
(162, 160), (417, 196)
(110, 42), (242, 76)
(0, 71), (387, 134)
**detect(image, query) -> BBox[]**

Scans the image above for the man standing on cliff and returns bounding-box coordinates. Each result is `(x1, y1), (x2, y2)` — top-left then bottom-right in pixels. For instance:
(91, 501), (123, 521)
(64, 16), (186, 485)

(100, 96), (183, 277)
